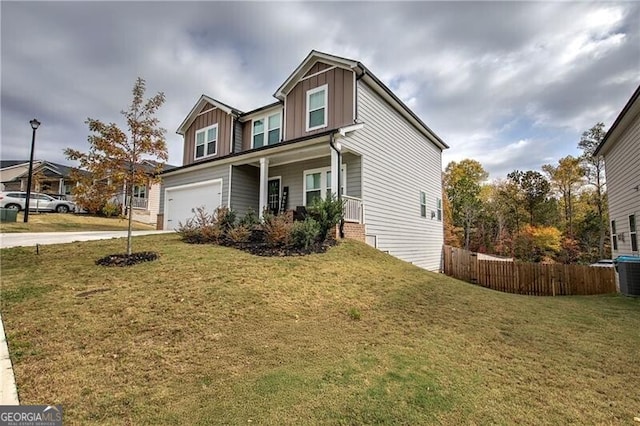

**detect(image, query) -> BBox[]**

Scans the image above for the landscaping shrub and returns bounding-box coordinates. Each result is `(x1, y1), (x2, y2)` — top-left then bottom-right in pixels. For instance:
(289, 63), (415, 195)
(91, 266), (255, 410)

(227, 225), (251, 244)
(238, 208), (260, 228)
(290, 217), (321, 250)
(101, 201), (121, 218)
(176, 206), (223, 244)
(215, 207), (237, 232)
(262, 211), (293, 247)
(308, 193), (344, 242)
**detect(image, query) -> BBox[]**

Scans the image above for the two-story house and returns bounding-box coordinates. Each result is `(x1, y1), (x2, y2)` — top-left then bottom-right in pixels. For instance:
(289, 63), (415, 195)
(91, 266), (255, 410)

(159, 51), (448, 271)
(594, 84), (640, 258)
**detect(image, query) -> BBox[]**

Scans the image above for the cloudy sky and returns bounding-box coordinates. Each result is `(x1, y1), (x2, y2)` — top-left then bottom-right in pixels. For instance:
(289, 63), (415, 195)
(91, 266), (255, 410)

(1, 1), (638, 179)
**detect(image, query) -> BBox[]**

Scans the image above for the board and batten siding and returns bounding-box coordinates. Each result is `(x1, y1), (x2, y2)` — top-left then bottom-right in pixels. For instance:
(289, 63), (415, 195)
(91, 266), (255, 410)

(284, 66), (354, 141)
(605, 107), (640, 256)
(159, 164), (230, 216)
(341, 81), (444, 271)
(183, 104), (233, 166)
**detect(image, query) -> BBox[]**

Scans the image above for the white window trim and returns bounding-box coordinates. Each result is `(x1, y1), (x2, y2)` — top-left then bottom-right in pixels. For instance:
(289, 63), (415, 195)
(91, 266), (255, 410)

(302, 165), (346, 206)
(194, 123), (218, 160)
(306, 84), (328, 132)
(252, 112), (282, 149)
(630, 214), (638, 252)
(420, 191), (427, 218)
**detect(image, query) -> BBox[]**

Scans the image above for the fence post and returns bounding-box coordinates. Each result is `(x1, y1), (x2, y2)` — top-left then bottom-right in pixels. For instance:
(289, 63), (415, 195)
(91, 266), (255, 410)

(551, 265), (556, 297)
(470, 252), (478, 283)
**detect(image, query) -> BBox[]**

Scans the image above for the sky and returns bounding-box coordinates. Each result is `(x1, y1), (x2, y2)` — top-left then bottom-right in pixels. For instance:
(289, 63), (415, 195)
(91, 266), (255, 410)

(1, 1), (638, 180)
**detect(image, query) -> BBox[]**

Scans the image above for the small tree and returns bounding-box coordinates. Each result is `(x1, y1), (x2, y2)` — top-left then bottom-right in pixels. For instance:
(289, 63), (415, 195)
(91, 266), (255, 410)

(65, 78), (167, 256)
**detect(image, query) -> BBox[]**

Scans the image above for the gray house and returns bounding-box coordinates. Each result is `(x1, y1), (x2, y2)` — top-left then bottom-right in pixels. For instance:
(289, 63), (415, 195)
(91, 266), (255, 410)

(160, 51), (448, 271)
(594, 84), (640, 257)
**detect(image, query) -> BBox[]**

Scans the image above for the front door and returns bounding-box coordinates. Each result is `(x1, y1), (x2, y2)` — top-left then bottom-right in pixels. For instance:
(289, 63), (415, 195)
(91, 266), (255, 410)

(267, 178), (280, 215)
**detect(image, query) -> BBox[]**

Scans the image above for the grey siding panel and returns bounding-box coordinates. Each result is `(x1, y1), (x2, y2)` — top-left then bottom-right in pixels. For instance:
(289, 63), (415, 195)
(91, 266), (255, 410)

(230, 165), (259, 217)
(340, 81), (444, 271)
(605, 108), (640, 257)
(159, 164), (230, 214)
(234, 120), (243, 153)
(269, 155), (361, 210)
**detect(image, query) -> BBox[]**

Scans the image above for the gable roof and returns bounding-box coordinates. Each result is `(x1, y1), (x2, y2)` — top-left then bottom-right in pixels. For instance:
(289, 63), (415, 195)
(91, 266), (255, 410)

(0, 160), (91, 182)
(594, 84), (640, 156)
(176, 95), (243, 135)
(275, 50), (448, 150)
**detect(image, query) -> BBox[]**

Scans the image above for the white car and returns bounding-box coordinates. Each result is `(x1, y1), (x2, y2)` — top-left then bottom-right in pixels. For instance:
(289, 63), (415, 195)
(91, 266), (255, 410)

(0, 191), (76, 213)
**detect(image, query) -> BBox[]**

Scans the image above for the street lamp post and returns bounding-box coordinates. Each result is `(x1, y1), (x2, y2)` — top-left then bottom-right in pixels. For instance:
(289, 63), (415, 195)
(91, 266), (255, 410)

(23, 118), (41, 223)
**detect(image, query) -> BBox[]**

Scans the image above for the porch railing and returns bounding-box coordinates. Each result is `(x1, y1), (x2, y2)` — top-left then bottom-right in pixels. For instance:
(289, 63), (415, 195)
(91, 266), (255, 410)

(128, 196), (148, 210)
(343, 196), (363, 223)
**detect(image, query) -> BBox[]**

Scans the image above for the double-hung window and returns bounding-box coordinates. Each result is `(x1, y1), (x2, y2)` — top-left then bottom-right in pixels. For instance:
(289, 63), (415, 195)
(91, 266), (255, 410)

(630, 215), (638, 252)
(420, 192), (427, 217)
(436, 198), (442, 221)
(303, 166), (345, 206)
(611, 220), (618, 251)
(133, 185), (147, 199)
(306, 84), (328, 131)
(253, 112), (281, 148)
(195, 124), (217, 159)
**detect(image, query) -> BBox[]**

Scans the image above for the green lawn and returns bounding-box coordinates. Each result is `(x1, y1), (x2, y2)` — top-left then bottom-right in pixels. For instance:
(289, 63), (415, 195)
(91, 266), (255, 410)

(0, 212), (155, 233)
(1, 235), (639, 425)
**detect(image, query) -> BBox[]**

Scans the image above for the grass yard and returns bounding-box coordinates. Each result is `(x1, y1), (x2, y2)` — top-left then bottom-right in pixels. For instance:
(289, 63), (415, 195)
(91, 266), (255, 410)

(0, 212), (155, 233)
(1, 235), (639, 425)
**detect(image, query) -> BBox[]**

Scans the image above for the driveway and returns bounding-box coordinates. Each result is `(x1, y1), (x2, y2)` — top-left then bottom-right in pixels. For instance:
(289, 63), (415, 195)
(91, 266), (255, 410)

(0, 230), (174, 249)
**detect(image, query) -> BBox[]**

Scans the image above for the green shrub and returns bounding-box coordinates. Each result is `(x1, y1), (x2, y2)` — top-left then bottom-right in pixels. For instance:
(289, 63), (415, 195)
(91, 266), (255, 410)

(101, 201), (121, 218)
(348, 307), (361, 321)
(238, 208), (260, 228)
(262, 211), (293, 247)
(308, 193), (344, 242)
(290, 217), (321, 249)
(215, 207), (237, 231)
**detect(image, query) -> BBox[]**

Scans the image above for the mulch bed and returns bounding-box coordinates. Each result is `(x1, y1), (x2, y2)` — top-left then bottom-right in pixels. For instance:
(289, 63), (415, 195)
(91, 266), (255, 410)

(95, 251), (159, 267)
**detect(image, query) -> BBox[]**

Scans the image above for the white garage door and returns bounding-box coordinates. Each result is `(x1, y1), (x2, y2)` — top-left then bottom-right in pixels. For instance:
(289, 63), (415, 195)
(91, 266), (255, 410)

(164, 180), (223, 230)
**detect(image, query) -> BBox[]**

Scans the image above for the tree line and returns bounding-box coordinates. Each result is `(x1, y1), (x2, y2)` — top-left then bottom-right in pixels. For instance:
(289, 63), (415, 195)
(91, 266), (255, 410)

(443, 123), (608, 264)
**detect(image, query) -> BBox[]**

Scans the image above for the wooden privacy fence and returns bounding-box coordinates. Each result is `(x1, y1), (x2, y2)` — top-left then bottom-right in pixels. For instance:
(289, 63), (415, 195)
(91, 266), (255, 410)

(442, 246), (617, 296)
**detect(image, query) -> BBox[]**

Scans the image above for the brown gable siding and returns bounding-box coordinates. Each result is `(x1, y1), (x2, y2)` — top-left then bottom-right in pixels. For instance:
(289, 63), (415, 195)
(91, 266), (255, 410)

(284, 67), (354, 141)
(302, 62), (332, 78)
(183, 106), (232, 166)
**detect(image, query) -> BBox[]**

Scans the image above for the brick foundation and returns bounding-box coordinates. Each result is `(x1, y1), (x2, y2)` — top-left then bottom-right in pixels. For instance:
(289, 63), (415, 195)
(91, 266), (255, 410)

(335, 222), (365, 242)
(156, 214), (164, 230)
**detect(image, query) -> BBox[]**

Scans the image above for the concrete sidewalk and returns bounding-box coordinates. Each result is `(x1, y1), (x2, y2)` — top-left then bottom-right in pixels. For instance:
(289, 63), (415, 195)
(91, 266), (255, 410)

(0, 313), (19, 405)
(0, 230), (174, 249)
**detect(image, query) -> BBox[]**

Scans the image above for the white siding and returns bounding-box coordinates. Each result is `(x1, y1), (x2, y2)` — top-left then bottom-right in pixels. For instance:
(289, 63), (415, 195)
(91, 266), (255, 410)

(340, 81), (444, 271)
(147, 182), (161, 223)
(605, 108), (640, 257)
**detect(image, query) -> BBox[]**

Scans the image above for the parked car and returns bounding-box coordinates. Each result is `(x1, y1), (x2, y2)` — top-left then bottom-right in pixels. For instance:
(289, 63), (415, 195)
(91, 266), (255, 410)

(590, 259), (615, 267)
(0, 191), (76, 213)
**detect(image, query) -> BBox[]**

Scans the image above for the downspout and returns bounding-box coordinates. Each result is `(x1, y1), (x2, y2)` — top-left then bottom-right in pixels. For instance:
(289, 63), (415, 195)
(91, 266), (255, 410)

(329, 131), (344, 239)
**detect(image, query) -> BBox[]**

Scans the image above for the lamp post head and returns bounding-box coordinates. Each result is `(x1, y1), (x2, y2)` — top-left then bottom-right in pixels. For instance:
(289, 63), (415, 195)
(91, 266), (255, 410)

(30, 118), (40, 130)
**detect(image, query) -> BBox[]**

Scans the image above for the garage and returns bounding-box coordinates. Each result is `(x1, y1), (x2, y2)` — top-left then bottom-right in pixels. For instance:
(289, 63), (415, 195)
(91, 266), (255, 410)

(164, 179), (223, 230)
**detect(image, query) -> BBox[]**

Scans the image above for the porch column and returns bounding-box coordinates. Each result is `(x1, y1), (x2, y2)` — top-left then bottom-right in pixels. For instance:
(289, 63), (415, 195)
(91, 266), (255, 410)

(258, 157), (269, 219)
(330, 144), (341, 196)
(59, 178), (64, 194)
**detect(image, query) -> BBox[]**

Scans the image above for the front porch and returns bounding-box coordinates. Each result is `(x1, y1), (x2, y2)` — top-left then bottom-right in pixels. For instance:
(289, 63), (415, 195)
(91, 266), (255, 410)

(228, 143), (364, 225)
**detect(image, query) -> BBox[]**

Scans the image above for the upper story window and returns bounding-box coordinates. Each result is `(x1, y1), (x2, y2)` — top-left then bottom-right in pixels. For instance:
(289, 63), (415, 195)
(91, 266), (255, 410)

(253, 112), (281, 148)
(195, 124), (217, 159)
(420, 192), (427, 217)
(630, 214), (638, 252)
(611, 220), (618, 251)
(306, 84), (328, 131)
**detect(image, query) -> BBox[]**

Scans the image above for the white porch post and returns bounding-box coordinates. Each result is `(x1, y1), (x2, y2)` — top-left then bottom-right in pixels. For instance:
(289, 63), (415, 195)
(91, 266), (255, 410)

(259, 157), (269, 219)
(59, 178), (64, 194)
(330, 145), (340, 196)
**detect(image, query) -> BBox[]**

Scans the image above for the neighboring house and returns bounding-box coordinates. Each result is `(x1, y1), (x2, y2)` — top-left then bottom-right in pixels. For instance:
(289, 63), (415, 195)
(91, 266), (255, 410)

(594, 84), (640, 258)
(159, 50), (448, 271)
(114, 160), (177, 225)
(0, 160), (87, 195)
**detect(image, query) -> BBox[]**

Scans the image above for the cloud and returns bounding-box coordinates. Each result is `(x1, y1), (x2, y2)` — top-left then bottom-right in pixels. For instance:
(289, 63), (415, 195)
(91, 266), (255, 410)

(1, 1), (638, 180)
